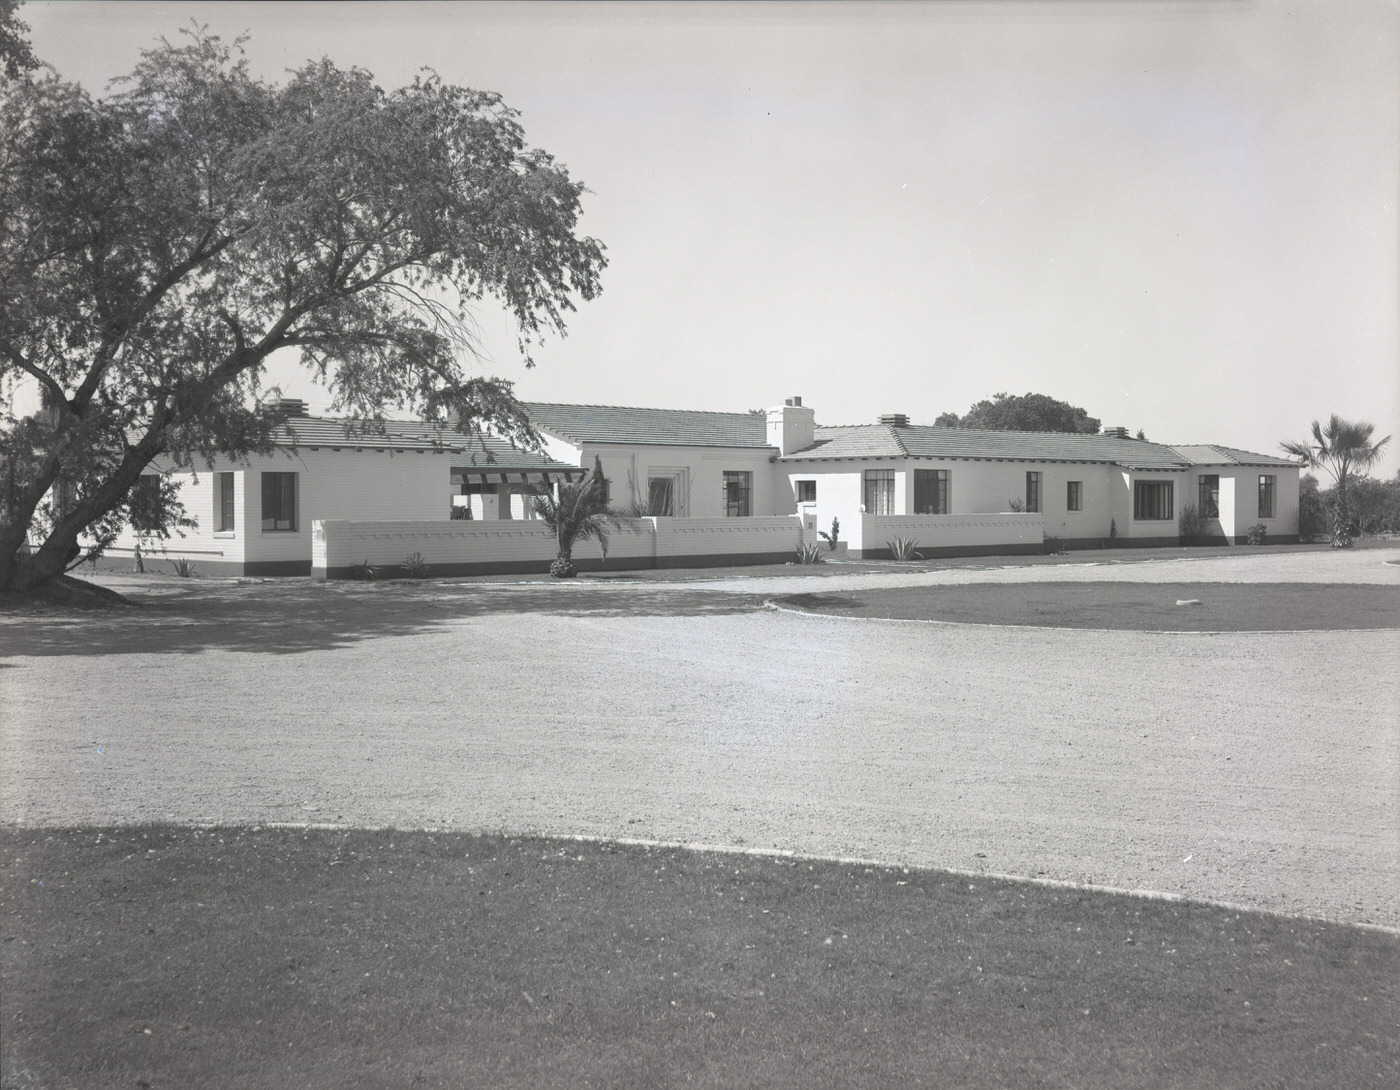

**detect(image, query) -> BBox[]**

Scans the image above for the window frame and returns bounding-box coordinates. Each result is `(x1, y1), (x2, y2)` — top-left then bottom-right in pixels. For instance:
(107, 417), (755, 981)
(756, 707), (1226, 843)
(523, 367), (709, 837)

(914, 468), (949, 514)
(863, 469), (896, 515)
(1198, 474), (1220, 519)
(1258, 474), (1276, 519)
(1025, 471), (1042, 514)
(214, 471), (235, 533)
(794, 480), (817, 504)
(1066, 480), (1082, 512)
(722, 470), (752, 517)
(1133, 479), (1174, 521)
(261, 471), (298, 532)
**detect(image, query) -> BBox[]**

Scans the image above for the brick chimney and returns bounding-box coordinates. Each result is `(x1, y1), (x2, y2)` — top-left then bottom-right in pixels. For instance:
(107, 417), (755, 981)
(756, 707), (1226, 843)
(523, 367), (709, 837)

(767, 396), (816, 455)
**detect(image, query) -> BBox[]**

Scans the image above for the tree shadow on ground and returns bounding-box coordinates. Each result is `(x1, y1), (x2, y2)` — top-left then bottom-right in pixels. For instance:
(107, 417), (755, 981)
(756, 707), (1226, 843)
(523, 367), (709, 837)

(0, 579), (767, 658)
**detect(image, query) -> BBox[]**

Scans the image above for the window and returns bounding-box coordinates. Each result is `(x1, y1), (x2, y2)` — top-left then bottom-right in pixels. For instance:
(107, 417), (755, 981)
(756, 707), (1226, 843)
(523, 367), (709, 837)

(914, 469), (949, 514)
(215, 472), (235, 532)
(1066, 480), (1082, 512)
(1025, 471), (1042, 513)
(864, 469), (895, 515)
(1198, 474), (1220, 518)
(1258, 474), (1276, 519)
(261, 471), (298, 531)
(795, 480), (817, 504)
(647, 475), (675, 516)
(723, 471), (751, 517)
(129, 475), (165, 532)
(1133, 480), (1174, 521)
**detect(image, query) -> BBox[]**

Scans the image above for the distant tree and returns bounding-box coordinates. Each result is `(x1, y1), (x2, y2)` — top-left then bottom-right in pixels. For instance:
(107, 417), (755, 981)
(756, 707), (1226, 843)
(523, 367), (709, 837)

(1281, 416), (1391, 547)
(0, 1), (39, 82)
(937, 392), (1100, 434)
(1296, 474), (1326, 542)
(1337, 472), (1400, 536)
(530, 456), (626, 578)
(1, 28), (606, 592)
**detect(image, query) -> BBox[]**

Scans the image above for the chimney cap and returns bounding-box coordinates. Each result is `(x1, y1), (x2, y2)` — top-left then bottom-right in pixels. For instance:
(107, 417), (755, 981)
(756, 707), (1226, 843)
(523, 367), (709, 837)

(878, 413), (909, 427)
(785, 396), (803, 407)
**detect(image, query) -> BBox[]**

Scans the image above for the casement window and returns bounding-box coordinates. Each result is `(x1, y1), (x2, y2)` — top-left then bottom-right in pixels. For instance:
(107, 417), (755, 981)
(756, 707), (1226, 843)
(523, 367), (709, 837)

(722, 471), (751, 517)
(864, 469), (895, 515)
(914, 469), (949, 514)
(1066, 480), (1082, 512)
(261, 471), (298, 531)
(1258, 475), (1276, 519)
(129, 475), (165, 532)
(647, 475), (675, 516)
(1198, 475), (1220, 518)
(214, 472), (235, 532)
(1025, 471), (1042, 513)
(794, 480), (817, 504)
(1133, 480), (1174, 521)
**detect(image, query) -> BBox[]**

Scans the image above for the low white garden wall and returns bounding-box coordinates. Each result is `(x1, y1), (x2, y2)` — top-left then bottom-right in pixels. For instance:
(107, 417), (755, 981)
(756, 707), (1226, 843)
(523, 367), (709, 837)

(851, 513), (1045, 557)
(312, 516), (806, 578)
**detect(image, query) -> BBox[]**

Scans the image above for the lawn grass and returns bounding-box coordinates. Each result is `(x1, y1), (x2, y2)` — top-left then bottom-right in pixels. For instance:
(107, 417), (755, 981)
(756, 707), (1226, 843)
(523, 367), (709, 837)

(4, 826), (1396, 1089)
(773, 582), (1400, 631)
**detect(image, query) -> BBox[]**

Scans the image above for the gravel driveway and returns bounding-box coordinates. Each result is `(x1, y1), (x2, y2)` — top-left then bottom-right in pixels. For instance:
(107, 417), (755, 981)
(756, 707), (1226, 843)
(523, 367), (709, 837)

(3, 548), (1397, 929)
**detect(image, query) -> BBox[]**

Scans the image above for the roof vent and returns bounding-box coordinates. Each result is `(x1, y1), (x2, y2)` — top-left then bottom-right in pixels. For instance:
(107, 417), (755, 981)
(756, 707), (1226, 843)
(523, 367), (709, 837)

(273, 397), (308, 417)
(785, 396), (803, 407)
(879, 413), (909, 428)
(1101, 426), (1128, 438)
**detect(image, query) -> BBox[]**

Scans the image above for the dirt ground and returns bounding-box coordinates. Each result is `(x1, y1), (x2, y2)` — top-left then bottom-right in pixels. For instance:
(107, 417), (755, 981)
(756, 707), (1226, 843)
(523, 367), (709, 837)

(2, 546), (1397, 929)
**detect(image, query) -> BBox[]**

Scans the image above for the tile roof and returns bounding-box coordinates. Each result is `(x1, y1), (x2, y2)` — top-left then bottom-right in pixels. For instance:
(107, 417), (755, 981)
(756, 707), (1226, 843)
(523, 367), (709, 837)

(525, 402), (771, 448)
(1168, 444), (1300, 468)
(782, 424), (1279, 470)
(274, 416), (578, 473)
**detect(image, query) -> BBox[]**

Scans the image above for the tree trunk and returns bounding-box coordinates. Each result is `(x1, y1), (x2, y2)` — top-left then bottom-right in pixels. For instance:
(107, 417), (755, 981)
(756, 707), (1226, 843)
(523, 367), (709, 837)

(1332, 477), (1353, 548)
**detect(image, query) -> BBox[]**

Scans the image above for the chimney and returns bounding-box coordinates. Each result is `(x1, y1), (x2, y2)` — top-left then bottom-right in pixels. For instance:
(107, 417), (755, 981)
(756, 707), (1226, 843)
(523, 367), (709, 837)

(275, 397), (309, 417)
(1102, 426), (1128, 439)
(878, 413), (909, 428)
(767, 396), (816, 455)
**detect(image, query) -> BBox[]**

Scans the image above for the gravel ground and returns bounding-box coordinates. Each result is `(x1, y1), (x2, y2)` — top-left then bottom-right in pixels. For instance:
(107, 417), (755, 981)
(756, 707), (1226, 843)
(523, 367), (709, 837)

(2, 548), (1397, 929)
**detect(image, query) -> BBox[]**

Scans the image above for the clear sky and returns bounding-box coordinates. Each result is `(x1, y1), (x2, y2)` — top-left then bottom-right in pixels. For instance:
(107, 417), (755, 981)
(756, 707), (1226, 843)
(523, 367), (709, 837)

(19, 0), (1400, 473)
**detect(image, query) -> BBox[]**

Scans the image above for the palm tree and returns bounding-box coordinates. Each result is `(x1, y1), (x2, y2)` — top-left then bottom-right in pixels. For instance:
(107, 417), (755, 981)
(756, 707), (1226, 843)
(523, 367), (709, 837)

(530, 456), (625, 577)
(1281, 416), (1391, 547)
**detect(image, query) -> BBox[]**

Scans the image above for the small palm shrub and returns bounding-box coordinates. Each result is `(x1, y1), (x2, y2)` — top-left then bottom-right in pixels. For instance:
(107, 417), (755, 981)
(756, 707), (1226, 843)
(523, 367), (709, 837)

(886, 537), (923, 561)
(169, 558), (199, 578)
(1245, 523), (1268, 545)
(400, 551), (430, 578)
(794, 543), (825, 564)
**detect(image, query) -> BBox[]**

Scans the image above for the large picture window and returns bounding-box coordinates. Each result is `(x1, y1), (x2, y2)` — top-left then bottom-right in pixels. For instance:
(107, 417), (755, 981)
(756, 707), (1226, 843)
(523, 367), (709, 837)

(261, 472), (298, 531)
(914, 469), (949, 514)
(864, 469), (895, 515)
(723, 471), (751, 517)
(1198, 474), (1220, 518)
(215, 472), (235, 532)
(1133, 480), (1174, 521)
(1258, 475), (1276, 519)
(1025, 471), (1042, 514)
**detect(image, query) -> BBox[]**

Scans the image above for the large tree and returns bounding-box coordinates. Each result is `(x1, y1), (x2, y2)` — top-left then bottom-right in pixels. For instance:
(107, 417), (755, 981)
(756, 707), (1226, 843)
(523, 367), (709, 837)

(935, 392), (1101, 434)
(0, 28), (606, 592)
(1281, 416), (1391, 548)
(0, 1), (39, 82)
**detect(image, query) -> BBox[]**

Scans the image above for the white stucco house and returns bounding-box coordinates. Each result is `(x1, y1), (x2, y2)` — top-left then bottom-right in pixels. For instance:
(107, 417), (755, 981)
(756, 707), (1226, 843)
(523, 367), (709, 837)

(97, 394), (1301, 577)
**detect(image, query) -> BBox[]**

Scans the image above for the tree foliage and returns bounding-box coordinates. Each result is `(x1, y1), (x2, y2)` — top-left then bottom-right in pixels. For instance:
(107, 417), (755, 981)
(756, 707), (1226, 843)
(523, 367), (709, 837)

(936, 392), (1101, 434)
(0, 27), (606, 591)
(0, 1), (39, 82)
(1280, 416), (1390, 548)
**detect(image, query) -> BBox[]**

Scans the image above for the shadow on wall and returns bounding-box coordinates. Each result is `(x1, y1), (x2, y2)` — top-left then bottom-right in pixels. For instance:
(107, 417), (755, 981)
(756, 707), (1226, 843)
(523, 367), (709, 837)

(0, 580), (765, 658)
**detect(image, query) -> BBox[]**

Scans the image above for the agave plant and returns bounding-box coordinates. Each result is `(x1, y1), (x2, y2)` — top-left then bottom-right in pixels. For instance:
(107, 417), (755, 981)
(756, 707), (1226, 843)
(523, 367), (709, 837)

(169, 557), (199, 578)
(886, 536), (923, 561)
(531, 456), (626, 578)
(794, 543), (825, 564)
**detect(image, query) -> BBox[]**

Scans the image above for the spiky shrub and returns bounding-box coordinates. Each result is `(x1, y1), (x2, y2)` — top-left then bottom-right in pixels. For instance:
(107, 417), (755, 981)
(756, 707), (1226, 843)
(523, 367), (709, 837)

(1042, 535), (1066, 556)
(1007, 498), (1025, 512)
(794, 543), (825, 565)
(169, 557), (199, 578)
(886, 537), (923, 561)
(1245, 523), (1268, 545)
(1178, 502), (1209, 546)
(400, 551), (430, 578)
(350, 559), (379, 582)
(818, 516), (840, 550)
